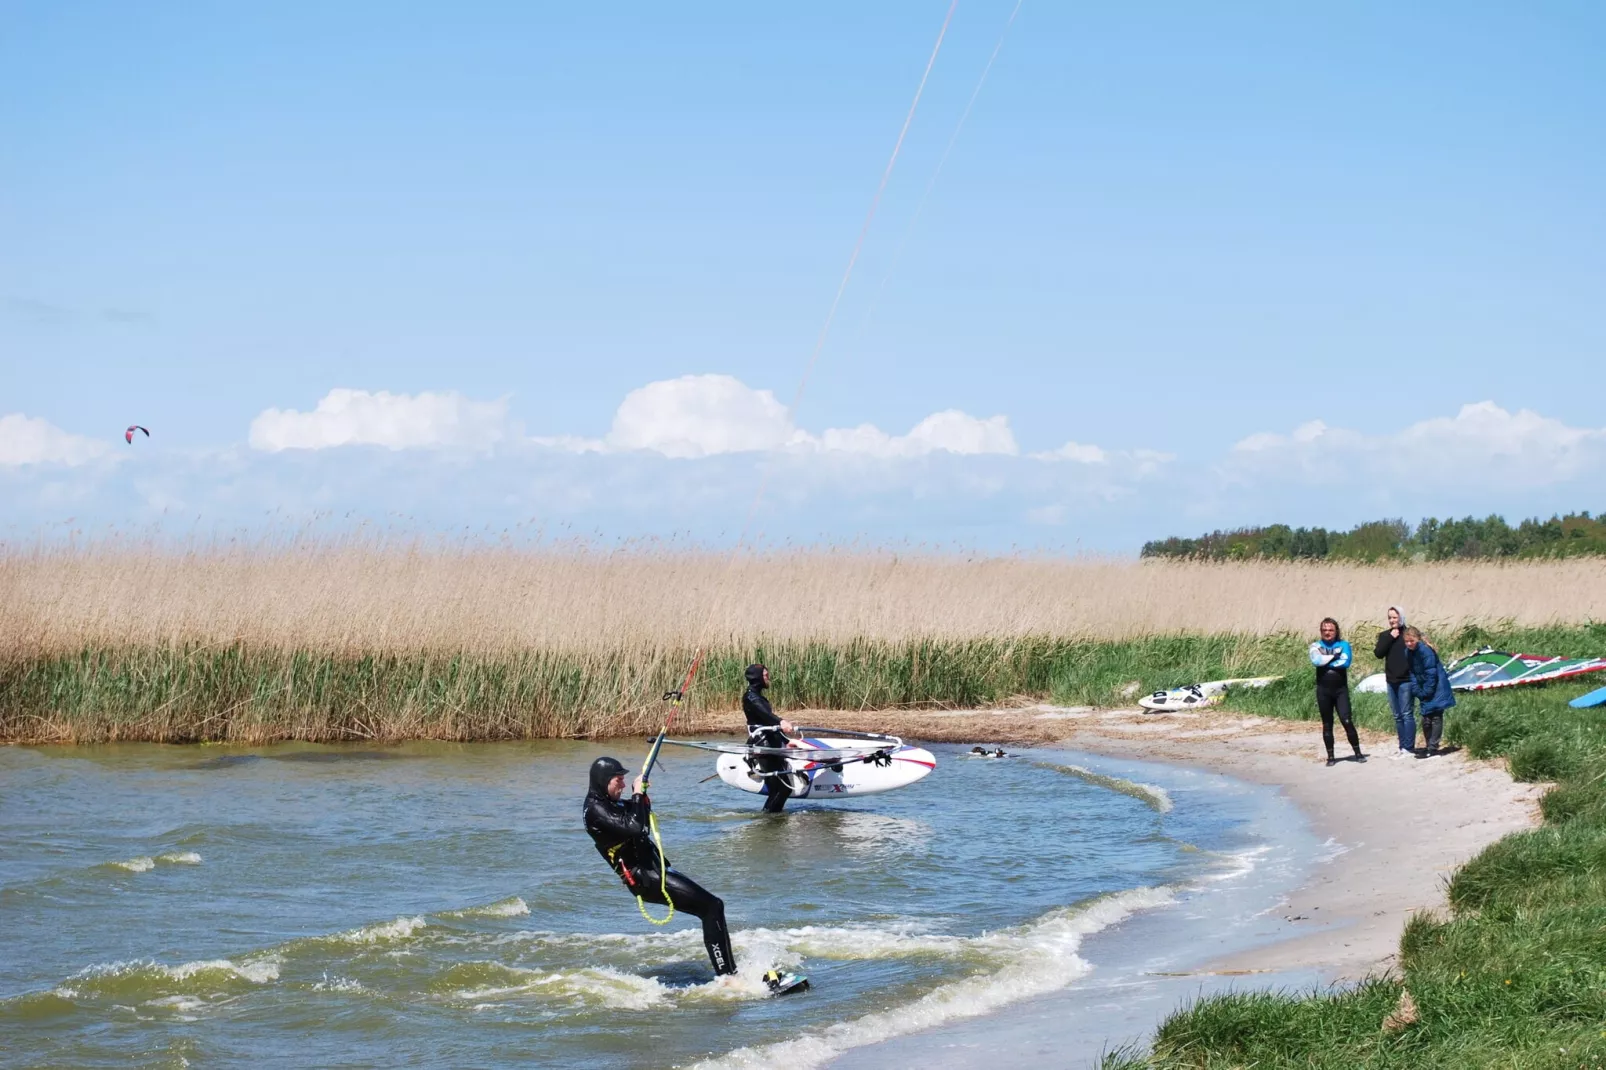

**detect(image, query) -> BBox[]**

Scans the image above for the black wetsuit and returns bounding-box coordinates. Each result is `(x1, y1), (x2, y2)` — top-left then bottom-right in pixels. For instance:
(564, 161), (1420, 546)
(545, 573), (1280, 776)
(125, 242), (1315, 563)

(1313, 644), (1362, 761)
(742, 669), (792, 813)
(583, 786), (736, 976)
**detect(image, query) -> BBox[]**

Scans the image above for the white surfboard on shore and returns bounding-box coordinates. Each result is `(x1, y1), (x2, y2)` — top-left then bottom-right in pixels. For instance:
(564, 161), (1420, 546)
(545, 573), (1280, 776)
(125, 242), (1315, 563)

(1138, 676), (1281, 712)
(1356, 673), (1388, 694)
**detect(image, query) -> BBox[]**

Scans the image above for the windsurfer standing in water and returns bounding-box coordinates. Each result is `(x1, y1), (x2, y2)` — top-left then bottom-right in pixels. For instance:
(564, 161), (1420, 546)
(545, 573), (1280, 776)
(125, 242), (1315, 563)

(582, 757), (738, 979)
(743, 663), (798, 813)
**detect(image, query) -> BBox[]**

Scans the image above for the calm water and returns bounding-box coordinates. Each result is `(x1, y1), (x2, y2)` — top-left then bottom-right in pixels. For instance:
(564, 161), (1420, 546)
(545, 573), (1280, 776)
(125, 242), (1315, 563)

(0, 740), (1277, 1068)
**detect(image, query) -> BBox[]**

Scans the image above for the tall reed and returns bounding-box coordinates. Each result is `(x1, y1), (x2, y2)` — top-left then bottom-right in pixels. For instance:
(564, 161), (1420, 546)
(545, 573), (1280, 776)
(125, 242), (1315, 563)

(3, 539), (1600, 743)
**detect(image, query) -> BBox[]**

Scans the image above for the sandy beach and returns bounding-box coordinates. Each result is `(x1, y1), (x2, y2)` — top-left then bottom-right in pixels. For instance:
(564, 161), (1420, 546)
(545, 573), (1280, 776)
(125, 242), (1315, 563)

(736, 702), (1544, 982)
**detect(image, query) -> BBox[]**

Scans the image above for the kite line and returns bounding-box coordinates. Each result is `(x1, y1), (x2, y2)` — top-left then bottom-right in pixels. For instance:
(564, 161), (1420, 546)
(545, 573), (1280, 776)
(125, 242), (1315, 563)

(637, 7), (965, 902)
(854, 0), (1023, 336)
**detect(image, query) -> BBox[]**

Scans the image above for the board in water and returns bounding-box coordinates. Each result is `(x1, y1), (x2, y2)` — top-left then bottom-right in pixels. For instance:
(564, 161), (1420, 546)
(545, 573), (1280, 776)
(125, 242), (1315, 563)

(1571, 685), (1606, 709)
(705, 731), (936, 800)
(764, 968), (810, 995)
(1138, 677), (1280, 713)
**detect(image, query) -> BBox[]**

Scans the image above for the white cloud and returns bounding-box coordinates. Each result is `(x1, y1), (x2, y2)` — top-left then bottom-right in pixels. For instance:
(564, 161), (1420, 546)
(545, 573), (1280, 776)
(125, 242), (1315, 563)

(1034, 440), (1108, 464)
(604, 374), (798, 458)
(1227, 402), (1606, 486)
(815, 410), (1018, 458)
(599, 374), (1018, 460)
(249, 389), (512, 452)
(0, 413), (112, 466)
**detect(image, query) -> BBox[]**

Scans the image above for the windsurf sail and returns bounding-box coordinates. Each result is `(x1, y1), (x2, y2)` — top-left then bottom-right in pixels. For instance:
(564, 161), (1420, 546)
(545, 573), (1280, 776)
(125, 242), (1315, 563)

(1447, 647), (1606, 691)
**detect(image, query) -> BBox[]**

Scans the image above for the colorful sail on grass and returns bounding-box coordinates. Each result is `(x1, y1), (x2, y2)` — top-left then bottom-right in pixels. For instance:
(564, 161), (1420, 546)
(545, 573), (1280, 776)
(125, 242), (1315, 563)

(1447, 647), (1606, 692)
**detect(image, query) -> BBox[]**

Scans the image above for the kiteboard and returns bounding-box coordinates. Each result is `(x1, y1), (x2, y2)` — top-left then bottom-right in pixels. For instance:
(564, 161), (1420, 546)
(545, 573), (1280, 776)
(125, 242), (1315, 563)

(1138, 676), (1280, 713)
(763, 968), (810, 995)
(668, 729), (935, 800)
(1571, 685), (1606, 709)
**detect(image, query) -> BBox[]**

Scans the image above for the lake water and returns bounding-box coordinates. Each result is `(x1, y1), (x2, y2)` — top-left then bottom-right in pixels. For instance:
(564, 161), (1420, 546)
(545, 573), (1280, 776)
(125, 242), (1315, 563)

(0, 739), (1311, 1068)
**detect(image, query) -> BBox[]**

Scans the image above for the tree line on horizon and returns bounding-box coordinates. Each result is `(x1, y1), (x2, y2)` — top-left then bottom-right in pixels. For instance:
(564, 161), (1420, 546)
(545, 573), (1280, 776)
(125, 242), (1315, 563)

(1140, 511), (1606, 562)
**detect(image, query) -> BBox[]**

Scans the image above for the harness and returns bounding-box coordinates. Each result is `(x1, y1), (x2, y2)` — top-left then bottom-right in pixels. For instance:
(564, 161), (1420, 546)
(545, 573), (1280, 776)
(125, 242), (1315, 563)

(605, 808), (674, 926)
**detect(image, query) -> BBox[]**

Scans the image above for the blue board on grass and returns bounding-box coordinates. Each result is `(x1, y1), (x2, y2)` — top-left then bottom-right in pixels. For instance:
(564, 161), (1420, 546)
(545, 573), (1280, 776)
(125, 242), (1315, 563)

(1571, 685), (1606, 709)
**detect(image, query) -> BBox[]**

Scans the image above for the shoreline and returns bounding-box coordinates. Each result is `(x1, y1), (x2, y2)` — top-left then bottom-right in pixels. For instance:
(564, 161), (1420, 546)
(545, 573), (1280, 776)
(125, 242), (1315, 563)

(784, 703), (1543, 1065)
(788, 702), (1543, 980)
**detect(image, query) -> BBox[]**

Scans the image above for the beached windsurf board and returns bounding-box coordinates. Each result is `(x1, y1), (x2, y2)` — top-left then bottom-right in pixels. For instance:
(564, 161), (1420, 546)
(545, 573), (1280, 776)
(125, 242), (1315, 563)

(1138, 676), (1282, 712)
(713, 734), (936, 800)
(1571, 685), (1606, 709)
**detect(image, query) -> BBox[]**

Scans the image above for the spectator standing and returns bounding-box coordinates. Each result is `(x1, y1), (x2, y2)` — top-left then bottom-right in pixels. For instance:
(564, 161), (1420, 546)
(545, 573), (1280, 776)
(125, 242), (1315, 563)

(1373, 606), (1417, 758)
(1403, 627), (1456, 757)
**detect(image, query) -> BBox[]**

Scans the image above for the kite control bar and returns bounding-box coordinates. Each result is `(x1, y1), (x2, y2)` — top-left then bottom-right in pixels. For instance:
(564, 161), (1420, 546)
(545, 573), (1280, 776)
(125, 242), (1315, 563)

(641, 651), (706, 790)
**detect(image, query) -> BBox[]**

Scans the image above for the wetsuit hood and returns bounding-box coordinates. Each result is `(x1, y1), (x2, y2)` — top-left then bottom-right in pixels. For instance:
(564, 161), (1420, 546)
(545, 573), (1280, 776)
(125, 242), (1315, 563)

(589, 756), (628, 796)
(744, 663), (768, 691)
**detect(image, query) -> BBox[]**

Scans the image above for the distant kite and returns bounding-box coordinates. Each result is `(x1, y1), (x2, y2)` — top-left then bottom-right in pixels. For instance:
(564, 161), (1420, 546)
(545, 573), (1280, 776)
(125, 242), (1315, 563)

(125, 425), (149, 444)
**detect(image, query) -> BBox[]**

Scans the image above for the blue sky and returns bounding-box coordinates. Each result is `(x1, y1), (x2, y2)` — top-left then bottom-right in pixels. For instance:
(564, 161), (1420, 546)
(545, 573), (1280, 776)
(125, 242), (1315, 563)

(4, 2), (1603, 549)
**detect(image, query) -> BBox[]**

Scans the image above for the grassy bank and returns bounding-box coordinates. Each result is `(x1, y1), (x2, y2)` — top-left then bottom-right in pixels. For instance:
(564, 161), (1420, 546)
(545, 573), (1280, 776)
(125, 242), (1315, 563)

(6, 625), (1602, 748)
(1107, 625), (1606, 1070)
(2, 632), (1304, 742)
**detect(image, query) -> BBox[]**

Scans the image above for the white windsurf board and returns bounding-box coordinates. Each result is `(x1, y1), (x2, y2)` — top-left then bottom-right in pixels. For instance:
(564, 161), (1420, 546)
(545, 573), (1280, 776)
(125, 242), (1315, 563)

(716, 735), (936, 800)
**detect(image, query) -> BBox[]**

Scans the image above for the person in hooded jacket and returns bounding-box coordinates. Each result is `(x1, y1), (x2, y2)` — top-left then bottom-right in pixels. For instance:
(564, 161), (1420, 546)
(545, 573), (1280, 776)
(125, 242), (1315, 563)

(743, 663), (798, 813)
(1373, 606), (1418, 757)
(582, 756), (737, 977)
(1403, 627), (1456, 757)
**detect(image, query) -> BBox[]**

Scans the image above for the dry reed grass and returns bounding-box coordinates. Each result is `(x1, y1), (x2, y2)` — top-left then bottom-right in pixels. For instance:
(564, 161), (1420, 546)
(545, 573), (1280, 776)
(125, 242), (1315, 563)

(5, 541), (1603, 655)
(4, 541), (1600, 743)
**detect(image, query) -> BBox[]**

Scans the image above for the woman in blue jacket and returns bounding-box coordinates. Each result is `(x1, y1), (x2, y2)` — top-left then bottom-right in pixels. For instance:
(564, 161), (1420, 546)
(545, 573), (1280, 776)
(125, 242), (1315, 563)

(1403, 627), (1456, 757)
(1310, 617), (1365, 765)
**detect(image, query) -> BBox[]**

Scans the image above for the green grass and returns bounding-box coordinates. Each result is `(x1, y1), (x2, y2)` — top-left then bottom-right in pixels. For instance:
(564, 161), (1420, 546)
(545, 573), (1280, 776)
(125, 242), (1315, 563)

(5, 624), (1602, 747)
(1107, 624), (1606, 1070)
(0, 632), (1303, 742)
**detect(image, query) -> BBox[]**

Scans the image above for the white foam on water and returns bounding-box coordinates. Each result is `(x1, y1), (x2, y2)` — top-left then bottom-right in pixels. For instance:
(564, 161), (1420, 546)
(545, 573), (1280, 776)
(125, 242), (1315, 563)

(740, 923), (975, 962)
(146, 994), (206, 1019)
(692, 886), (1176, 1069)
(311, 974), (368, 993)
(332, 915), (428, 944)
(1316, 837), (1352, 863)
(1196, 844), (1273, 885)
(444, 963), (669, 1010)
(156, 851), (202, 866)
(487, 919), (970, 967)
(51, 956), (280, 1001)
(104, 852), (200, 873)
(439, 896), (530, 919)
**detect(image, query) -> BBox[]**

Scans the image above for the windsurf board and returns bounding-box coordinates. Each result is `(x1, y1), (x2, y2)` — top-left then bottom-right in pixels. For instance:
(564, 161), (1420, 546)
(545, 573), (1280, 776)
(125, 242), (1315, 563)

(1571, 685), (1606, 709)
(1137, 676), (1281, 712)
(716, 735), (936, 799)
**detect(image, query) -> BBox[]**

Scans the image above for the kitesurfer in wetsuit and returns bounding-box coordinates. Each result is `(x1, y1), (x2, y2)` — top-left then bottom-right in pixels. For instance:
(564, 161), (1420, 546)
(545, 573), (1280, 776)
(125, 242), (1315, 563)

(1311, 617), (1365, 766)
(583, 756), (737, 977)
(743, 663), (797, 813)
